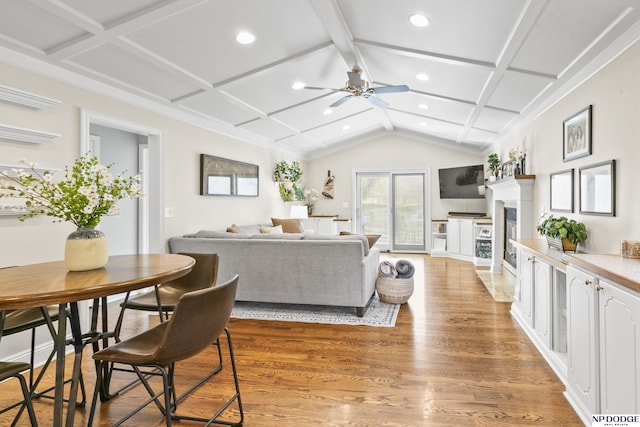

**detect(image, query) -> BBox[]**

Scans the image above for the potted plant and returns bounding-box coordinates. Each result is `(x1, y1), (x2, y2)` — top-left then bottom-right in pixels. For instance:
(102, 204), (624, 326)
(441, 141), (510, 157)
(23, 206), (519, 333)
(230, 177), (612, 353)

(273, 160), (303, 202)
(487, 153), (501, 181)
(536, 214), (587, 252)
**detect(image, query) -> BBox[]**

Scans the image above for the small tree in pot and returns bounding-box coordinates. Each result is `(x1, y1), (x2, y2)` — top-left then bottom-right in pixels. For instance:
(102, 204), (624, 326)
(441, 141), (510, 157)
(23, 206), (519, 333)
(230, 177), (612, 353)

(487, 153), (501, 180)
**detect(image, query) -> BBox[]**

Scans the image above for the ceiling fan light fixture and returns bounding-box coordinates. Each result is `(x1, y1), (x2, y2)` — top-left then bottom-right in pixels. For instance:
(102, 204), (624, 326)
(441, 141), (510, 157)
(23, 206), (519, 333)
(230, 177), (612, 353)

(236, 31), (256, 45)
(409, 14), (429, 27)
(291, 81), (305, 90)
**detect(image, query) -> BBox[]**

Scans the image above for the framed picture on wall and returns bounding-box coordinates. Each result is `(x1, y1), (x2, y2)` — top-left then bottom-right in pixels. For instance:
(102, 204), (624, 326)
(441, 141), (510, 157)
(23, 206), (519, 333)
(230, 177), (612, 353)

(563, 105), (592, 162)
(579, 160), (615, 216)
(550, 169), (574, 212)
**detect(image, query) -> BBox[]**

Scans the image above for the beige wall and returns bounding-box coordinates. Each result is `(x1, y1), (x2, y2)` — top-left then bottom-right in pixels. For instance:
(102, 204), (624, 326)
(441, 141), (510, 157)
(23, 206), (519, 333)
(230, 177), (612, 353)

(0, 61), (302, 267)
(307, 135), (485, 221)
(488, 40), (640, 254)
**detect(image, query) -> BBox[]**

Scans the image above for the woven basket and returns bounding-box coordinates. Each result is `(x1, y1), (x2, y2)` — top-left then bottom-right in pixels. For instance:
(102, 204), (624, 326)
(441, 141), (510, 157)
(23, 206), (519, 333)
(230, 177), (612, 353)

(376, 276), (414, 304)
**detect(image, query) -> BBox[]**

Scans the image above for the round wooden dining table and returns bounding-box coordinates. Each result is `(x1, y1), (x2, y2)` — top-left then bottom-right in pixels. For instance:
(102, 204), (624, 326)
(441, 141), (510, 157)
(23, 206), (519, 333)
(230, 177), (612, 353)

(0, 253), (195, 427)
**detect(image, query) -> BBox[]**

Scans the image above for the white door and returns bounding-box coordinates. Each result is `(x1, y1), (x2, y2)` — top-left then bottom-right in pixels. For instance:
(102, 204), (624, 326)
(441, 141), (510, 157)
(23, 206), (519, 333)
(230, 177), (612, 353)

(534, 259), (552, 347)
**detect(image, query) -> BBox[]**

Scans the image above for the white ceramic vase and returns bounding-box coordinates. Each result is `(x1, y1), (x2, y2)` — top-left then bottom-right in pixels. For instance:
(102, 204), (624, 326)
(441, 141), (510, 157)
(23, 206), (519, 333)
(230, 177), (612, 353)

(64, 228), (109, 271)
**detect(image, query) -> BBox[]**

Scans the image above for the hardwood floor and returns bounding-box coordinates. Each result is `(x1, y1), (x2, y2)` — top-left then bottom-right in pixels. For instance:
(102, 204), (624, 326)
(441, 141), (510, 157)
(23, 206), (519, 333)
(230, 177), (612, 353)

(0, 254), (582, 426)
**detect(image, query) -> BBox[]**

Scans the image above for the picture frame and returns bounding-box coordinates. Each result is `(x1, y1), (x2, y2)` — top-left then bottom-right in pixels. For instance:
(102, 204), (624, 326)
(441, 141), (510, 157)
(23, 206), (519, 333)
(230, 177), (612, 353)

(579, 160), (615, 216)
(550, 169), (574, 212)
(563, 105), (592, 162)
(478, 226), (492, 238)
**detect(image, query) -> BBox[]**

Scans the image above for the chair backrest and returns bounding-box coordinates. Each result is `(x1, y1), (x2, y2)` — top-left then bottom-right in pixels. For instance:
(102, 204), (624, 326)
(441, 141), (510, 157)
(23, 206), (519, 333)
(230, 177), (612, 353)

(152, 275), (238, 365)
(163, 253), (219, 293)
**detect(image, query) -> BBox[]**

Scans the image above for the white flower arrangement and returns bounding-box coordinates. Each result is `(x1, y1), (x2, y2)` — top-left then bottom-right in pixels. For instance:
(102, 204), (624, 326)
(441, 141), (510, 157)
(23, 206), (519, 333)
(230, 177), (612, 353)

(0, 155), (142, 229)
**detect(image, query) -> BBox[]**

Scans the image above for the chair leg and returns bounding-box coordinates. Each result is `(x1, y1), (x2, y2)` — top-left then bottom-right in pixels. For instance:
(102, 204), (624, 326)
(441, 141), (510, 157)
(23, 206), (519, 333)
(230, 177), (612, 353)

(16, 373), (38, 427)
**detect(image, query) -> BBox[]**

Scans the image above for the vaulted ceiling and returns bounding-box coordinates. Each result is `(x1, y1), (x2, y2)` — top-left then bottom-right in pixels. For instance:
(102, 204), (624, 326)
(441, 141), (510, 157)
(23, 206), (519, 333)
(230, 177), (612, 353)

(1, 0), (639, 158)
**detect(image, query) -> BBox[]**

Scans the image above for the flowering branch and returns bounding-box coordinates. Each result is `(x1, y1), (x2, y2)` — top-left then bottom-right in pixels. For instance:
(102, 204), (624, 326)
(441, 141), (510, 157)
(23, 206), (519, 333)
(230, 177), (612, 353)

(0, 155), (143, 228)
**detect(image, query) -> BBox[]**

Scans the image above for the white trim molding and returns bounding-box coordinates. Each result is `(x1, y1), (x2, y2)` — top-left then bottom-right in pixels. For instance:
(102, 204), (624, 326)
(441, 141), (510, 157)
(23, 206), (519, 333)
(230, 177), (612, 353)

(0, 84), (61, 110)
(0, 124), (60, 144)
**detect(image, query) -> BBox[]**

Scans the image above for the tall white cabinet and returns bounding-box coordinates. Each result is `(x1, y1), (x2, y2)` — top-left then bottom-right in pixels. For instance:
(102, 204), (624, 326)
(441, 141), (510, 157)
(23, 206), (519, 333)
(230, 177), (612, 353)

(446, 217), (474, 259)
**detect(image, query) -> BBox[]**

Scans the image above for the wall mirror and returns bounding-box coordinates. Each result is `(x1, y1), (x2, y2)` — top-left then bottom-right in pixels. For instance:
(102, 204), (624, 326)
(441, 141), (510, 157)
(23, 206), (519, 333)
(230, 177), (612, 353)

(579, 160), (615, 216)
(550, 169), (574, 212)
(200, 154), (259, 197)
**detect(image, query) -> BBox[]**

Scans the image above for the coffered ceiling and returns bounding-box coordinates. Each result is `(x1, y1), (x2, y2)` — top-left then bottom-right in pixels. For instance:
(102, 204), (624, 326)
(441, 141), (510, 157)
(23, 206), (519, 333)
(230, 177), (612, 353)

(1, 0), (640, 158)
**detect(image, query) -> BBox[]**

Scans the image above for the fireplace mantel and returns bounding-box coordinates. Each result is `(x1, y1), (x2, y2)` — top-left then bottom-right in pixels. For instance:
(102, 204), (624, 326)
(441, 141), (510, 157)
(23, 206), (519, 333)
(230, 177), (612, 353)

(488, 175), (536, 273)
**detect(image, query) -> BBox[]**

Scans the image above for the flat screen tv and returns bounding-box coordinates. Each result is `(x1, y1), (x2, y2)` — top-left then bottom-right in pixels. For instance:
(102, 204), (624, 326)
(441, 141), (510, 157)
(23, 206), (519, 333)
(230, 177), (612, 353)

(438, 164), (485, 199)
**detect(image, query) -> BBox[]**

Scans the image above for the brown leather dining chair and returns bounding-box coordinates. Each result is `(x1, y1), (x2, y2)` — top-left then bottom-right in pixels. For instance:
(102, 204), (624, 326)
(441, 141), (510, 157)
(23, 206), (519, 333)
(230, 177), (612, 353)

(103, 253), (219, 401)
(87, 275), (243, 427)
(0, 361), (39, 426)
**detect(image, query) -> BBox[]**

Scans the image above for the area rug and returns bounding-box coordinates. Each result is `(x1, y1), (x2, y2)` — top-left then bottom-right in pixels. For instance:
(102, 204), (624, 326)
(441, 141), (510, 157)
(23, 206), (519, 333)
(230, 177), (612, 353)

(231, 294), (400, 327)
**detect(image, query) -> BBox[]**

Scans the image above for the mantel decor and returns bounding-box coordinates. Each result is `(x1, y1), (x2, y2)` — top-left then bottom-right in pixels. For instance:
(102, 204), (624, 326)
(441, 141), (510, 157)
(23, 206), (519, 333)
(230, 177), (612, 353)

(0, 155), (143, 270)
(563, 105), (592, 162)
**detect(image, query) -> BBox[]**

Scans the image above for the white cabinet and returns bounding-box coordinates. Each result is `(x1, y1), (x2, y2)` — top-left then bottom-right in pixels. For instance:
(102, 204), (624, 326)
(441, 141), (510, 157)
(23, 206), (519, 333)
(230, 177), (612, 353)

(447, 218), (474, 259)
(534, 259), (552, 347)
(598, 279), (640, 415)
(517, 251), (535, 326)
(303, 216), (338, 235)
(566, 266), (600, 421)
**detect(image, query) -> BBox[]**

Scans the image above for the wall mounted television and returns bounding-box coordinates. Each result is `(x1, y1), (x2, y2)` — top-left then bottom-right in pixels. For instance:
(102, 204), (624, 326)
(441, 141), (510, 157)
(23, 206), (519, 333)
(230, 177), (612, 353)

(438, 164), (485, 199)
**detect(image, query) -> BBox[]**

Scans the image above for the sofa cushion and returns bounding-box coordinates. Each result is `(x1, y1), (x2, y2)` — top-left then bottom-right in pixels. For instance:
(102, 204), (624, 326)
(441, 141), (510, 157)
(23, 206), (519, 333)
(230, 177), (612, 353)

(260, 224), (283, 234)
(194, 230), (250, 239)
(302, 233), (369, 256)
(271, 218), (304, 233)
(249, 233), (304, 240)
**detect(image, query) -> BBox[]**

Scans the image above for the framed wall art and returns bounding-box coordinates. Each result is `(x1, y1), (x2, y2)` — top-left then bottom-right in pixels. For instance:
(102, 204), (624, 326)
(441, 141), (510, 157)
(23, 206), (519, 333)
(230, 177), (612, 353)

(579, 160), (615, 216)
(200, 154), (259, 197)
(563, 105), (592, 162)
(550, 169), (574, 212)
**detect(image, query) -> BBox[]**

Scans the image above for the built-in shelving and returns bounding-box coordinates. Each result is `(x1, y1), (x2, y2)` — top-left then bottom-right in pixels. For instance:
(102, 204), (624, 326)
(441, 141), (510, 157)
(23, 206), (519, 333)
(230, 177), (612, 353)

(0, 84), (61, 110)
(0, 124), (60, 144)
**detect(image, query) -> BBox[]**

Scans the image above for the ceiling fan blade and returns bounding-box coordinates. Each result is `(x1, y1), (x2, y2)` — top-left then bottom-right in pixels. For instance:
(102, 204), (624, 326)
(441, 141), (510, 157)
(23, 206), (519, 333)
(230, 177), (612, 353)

(304, 86), (337, 91)
(347, 71), (362, 87)
(371, 84), (410, 94)
(366, 95), (390, 108)
(329, 95), (353, 108)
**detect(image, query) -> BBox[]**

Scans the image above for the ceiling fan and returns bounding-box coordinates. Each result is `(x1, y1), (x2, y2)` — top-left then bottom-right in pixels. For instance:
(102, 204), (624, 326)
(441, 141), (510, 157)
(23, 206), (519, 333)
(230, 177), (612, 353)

(304, 68), (409, 108)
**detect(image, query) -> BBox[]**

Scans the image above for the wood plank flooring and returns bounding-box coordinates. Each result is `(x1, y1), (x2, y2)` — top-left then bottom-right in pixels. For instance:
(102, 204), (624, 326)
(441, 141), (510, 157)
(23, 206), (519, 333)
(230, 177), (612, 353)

(0, 254), (583, 426)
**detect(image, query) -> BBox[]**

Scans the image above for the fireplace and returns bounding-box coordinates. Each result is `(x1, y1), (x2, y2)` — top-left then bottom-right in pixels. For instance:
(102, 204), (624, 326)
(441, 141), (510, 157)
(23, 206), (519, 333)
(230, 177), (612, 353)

(487, 176), (535, 273)
(504, 207), (517, 269)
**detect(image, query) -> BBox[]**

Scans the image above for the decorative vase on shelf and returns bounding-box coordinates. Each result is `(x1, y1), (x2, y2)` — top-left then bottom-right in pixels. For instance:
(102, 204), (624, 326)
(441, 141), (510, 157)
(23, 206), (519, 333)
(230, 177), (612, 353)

(64, 228), (108, 271)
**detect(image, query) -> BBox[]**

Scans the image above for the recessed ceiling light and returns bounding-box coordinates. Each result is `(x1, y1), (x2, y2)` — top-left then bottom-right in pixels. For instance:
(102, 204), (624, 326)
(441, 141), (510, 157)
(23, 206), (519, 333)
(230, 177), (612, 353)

(416, 73), (429, 81)
(236, 31), (255, 45)
(409, 14), (429, 27)
(420, 121), (428, 126)
(418, 103), (429, 110)
(291, 81), (305, 90)
(342, 125), (351, 131)
(323, 109), (333, 115)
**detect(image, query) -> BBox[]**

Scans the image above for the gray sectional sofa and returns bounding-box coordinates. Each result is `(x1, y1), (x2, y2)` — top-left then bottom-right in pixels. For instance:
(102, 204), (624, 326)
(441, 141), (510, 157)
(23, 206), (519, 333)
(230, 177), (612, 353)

(168, 225), (380, 316)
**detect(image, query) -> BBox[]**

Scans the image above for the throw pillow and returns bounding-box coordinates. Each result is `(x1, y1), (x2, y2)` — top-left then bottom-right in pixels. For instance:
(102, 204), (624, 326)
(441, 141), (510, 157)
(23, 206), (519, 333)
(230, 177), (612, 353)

(260, 224), (283, 234)
(271, 218), (304, 233)
(339, 231), (381, 249)
(227, 224), (243, 233)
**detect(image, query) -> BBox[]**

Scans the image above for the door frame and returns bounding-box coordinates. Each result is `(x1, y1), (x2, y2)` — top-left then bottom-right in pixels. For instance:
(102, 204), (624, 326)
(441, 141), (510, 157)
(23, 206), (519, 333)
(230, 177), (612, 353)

(353, 168), (431, 253)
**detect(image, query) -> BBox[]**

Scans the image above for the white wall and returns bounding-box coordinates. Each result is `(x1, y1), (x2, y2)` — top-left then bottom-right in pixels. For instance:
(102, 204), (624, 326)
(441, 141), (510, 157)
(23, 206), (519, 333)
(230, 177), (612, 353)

(307, 134), (486, 220)
(488, 40), (640, 254)
(0, 61), (303, 267)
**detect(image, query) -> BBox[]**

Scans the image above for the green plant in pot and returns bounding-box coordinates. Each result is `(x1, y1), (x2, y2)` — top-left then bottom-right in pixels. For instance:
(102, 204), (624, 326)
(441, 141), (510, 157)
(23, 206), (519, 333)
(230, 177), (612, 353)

(273, 160), (303, 202)
(537, 214), (587, 252)
(487, 153), (501, 180)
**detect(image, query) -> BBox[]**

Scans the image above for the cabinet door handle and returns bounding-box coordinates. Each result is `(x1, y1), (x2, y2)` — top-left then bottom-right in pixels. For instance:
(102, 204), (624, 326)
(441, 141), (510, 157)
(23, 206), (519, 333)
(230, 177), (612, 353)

(596, 284), (603, 292)
(584, 279), (592, 286)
